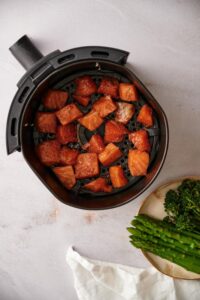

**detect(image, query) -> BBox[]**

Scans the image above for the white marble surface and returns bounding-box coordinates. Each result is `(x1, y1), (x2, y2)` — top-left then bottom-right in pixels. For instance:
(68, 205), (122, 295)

(0, 1), (200, 299)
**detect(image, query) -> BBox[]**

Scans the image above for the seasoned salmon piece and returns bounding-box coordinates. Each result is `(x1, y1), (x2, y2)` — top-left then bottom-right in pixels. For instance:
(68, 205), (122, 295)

(56, 104), (83, 125)
(36, 140), (60, 166)
(115, 102), (135, 124)
(119, 83), (138, 102)
(137, 104), (153, 127)
(98, 143), (122, 166)
(104, 120), (129, 143)
(84, 178), (112, 193)
(83, 134), (105, 154)
(53, 165), (76, 189)
(75, 153), (99, 179)
(93, 95), (117, 118)
(56, 124), (77, 144)
(78, 110), (103, 131)
(109, 165), (128, 188)
(73, 95), (90, 107)
(35, 112), (57, 133)
(97, 77), (119, 98)
(42, 90), (68, 110)
(128, 149), (149, 176)
(129, 130), (151, 152)
(75, 75), (97, 96)
(60, 147), (79, 165)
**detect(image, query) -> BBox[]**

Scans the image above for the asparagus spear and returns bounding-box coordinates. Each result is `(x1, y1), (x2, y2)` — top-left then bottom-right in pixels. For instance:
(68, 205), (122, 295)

(128, 227), (200, 258)
(134, 215), (200, 248)
(130, 236), (200, 274)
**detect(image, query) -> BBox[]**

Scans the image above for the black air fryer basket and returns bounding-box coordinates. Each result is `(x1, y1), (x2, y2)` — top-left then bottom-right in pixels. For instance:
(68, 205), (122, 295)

(6, 35), (169, 209)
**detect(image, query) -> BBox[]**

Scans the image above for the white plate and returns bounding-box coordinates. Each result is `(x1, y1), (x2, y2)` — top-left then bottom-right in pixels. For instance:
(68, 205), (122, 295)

(138, 176), (200, 280)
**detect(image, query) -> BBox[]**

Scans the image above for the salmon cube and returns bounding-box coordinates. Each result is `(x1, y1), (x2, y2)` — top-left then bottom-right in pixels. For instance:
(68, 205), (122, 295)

(137, 104), (153, 127)
(129, 130), (151, 152)
(75, 75), (97, 96)
(36, 140), (60, 166)
(115, 102), (135, 124)
(42, 90), (68, 110)
(98, 143), (122, 166)
(53, 165), (76, 189)
(35, 112), (57, 133)
(104, 120), (129, 143)
(93, 95), (117, 118)
(75, 153), (99, 179)
(56, 104), (83, 125)
(78, 110), (103, 131)
(56, 124), (77, 144)
(84, 178), (112, 193)
(60, 147), (79, 165)
(73, 94), (90, 107)
(83, 134), (105, 154)
(109, 165), (128, 188)
(128, 149), (149, 176)
(119, 83), (138, 102)
(97, 77), (119, 98)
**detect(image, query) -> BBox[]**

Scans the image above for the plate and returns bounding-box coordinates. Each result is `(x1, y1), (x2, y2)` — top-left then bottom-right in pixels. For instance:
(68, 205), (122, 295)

(138, 176), (200, 279)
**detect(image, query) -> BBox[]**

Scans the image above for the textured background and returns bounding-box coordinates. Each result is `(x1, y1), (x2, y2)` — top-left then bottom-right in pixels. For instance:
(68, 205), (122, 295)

(0, 1), (200, 299)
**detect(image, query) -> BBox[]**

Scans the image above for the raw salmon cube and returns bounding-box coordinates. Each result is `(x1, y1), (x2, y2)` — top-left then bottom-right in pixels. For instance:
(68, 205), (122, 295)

(115, 102), (135, 124)
(75, 75), (97, 96)
(93, 95), (117, 118)
(42, 90), (68, 110)
(137, 104), (153, 127)
(98, 143), (122, 166)
(56, 104), (83, 125)
(128, 149), (149, 176)
(35, 112), (57, 133)
(36, 140), (60, 166)
(78, 110), (103, 131)
(75, 153), (99, 179)
(53, 165), (76, 189)
(73, 94), (90, 107)
(119, 83), (138, 101)
(84, 178), (112, 193)
(97, 77), (119, 98)
(104, 120), (129, 143)
(60, 147), (79, 165)
(56, 124), (77, 144)
(129, 130), (151, 152)
(83, 134), (105, 154)
(109, 165), (128, 188)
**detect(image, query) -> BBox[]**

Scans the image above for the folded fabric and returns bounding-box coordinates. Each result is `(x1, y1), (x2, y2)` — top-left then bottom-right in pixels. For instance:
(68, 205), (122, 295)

(66, 247), (200, 300)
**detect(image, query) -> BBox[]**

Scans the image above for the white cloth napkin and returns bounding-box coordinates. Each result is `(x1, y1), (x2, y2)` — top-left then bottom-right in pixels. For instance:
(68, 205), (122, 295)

(66, 247), (200, 300)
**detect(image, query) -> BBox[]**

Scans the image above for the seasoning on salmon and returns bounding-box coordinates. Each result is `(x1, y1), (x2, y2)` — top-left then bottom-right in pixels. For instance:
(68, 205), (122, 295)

(97, 77), (119, 98)
(56, 104), (83, 125)
(78, 110), (103, 131)
(53, 165), (76, 189)
(36, 140), (60, 166)
(73, 94), (90, 107)
(56, 123), (77, 144)
(128, 149), (149, 176)
(75, 75), (97, 96)
(84, 177), (112, 193)
(83, 134), (105, 154)
(104, 120), (129, 143)
(115, 102), (135, 124)
(75, 153), (99, 179)
(129, 130), (151, 152)
(35, 112), (57, 133)
(98, 143), (122, 166)
(42, 90), (68, 110)
(93, 95), (117, 118)
(60, 147), (79, 165)
(137, 104), (153, 127)
(119, 83), (138, 102)
(109, 165), (128, 188)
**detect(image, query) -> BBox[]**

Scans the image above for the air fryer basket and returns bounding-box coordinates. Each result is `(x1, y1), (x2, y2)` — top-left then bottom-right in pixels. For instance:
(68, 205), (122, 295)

(7, 35), (168, 209)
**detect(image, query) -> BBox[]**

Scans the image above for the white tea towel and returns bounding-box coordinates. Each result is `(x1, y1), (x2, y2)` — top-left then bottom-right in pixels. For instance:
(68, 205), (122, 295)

(66, 247), (200, 300)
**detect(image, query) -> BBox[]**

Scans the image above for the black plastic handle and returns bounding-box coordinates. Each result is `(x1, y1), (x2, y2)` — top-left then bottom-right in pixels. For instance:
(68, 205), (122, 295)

(9, 35), (43, 70)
